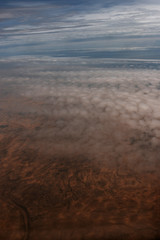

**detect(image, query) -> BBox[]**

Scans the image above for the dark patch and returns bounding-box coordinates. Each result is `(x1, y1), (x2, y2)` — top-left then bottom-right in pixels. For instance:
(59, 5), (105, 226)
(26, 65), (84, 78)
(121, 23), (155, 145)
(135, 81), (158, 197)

(0, 124), (8, 129)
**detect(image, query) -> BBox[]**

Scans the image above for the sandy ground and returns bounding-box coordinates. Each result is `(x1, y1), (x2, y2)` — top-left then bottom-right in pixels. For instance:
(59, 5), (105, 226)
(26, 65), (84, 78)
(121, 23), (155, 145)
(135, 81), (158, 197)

(0, 60), (160, 239)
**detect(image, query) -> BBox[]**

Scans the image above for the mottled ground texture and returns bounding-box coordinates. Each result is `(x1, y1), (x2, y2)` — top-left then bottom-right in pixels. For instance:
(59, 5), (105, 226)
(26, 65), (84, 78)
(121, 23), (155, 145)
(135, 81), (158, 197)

(0, 58), (160, 240)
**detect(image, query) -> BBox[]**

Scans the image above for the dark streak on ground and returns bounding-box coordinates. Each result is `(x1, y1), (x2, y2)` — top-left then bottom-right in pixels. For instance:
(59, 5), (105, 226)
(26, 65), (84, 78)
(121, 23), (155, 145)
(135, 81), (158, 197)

(11, 199), (30, 240)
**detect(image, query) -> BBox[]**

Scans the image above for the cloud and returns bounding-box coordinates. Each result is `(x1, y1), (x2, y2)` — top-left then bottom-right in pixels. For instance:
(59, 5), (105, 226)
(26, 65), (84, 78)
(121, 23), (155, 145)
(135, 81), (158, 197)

(0, 0), (160, 58)
(1, 57), (160, 172)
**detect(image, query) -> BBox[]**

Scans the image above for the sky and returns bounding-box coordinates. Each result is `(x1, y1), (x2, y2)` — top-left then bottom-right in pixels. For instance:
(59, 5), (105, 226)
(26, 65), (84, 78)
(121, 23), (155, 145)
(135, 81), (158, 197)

(0, 3), (160, 238)
(0, 0), (160, 59)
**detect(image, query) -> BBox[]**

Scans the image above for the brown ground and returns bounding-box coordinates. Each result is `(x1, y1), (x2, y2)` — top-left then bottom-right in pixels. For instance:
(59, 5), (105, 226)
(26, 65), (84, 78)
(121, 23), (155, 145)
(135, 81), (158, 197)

(0, 68), (160, 240)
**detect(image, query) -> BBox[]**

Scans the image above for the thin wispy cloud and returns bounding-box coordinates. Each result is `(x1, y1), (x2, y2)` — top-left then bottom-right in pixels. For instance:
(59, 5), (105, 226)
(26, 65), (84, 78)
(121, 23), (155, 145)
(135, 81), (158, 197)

(0, 0), (160, 59)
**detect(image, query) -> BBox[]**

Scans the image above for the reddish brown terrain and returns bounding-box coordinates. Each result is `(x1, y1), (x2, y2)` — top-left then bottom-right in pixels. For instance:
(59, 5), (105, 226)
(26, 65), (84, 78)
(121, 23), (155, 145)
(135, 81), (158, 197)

(0, 61), (160, 240)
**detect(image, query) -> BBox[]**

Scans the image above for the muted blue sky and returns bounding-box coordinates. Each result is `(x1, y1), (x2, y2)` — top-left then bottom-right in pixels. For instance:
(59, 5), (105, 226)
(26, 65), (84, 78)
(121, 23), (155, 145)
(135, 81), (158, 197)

(0, 0), (160, 59)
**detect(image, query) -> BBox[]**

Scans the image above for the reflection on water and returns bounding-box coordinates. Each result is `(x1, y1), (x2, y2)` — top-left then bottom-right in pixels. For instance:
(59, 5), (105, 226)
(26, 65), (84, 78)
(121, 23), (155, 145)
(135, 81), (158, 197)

(0, 58), (160, 239)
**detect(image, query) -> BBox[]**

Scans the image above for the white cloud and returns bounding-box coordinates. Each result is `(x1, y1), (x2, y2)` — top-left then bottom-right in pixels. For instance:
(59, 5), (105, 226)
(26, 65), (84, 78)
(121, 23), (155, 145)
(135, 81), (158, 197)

(1, 57), (160, 175)
(2, 57), (160, 142)
(1, 1), (160, 55)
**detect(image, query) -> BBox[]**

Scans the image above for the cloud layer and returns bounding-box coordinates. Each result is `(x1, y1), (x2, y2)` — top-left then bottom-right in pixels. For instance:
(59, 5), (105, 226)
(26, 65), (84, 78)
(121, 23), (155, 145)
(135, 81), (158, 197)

(0, 0), (160, 59)
(1, 58), (160, 173)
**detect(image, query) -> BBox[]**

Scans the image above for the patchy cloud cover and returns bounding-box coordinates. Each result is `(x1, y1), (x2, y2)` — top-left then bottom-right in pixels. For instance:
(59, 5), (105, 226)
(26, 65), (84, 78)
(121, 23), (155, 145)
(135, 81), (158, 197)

(0, 57), (160, 173)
